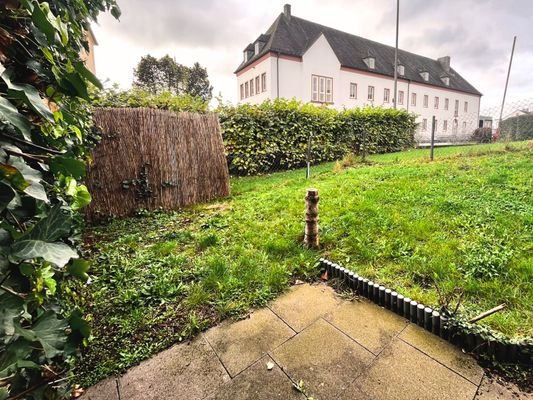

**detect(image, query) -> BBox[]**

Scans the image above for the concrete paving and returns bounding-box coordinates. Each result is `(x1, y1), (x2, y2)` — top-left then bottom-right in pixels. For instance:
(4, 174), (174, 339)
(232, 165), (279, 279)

(80, 283), (531, 400)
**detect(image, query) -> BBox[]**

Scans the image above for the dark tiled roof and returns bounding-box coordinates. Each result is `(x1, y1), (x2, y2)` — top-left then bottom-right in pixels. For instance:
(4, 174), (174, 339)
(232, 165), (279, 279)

(235, 13), (482, 96)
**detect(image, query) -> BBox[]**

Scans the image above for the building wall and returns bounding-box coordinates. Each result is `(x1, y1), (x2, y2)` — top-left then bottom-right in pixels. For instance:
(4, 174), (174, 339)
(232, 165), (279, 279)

(80, 30), (97, 75)
(236, 54), (273, 104)
(236, 34), (480, 142)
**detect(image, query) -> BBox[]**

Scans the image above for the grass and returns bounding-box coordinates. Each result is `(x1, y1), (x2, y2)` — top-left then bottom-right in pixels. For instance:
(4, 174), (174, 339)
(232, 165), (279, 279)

(76, 141), (532, 386)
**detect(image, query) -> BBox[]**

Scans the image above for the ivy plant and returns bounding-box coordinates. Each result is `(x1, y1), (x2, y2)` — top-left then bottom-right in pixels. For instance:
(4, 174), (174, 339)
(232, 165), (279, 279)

(0, 1), (120, 398)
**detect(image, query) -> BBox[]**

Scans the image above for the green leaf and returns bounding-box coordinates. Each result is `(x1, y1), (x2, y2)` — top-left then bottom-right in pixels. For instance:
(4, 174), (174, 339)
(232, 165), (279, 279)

(0, 163), (29, 191)
(67, 259), (89, 281)
(0, 339), (37, 379)
(0, 292), (24, 343)
(0, 182), (16, 212)
(110, 5), (122, 19)
(68, 309), (90, 338)
(50, 155), (86, 179)
(71, 184), (91, 210)
(74, 61), (102, 89)
(65, 72), (89, 99)
(11, 240), (78, 268)
(16, 311), (68, 359)
(31, 2), (58, 44)
(41, 265), (57, 295)
(9, 157), (48, 202)
(25, 204), (72, 241)
(0, 96), (31, 140)
(1, 69), (54, 123)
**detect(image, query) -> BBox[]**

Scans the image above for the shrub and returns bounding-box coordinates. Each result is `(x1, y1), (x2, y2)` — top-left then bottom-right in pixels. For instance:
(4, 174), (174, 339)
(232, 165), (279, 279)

(471, 127), (493, 143)
(93, 85), (209, 113)
(499, 114), (533, 141)
(218, 99), (416, 175)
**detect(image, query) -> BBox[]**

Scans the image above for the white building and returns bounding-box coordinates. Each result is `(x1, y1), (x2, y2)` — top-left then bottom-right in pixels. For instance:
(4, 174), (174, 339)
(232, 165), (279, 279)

(235, 4), (482, 143)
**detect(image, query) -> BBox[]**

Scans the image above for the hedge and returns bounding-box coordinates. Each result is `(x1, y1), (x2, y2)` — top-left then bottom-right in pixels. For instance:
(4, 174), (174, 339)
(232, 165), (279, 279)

(218, 99), (417, 175)
(500, 114), (533, 141)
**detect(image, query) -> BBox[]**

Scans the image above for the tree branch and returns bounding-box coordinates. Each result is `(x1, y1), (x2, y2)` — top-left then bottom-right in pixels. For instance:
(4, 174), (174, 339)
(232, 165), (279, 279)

(0, 132), (63, 155)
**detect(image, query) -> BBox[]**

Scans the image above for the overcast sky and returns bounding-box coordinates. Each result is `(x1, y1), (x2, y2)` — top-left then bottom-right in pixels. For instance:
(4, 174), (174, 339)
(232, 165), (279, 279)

(91, 0), (533, 114)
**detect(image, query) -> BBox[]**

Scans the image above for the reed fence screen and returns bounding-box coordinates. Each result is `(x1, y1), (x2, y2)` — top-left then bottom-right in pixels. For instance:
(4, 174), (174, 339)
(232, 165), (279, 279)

(86, 108), (230, 221)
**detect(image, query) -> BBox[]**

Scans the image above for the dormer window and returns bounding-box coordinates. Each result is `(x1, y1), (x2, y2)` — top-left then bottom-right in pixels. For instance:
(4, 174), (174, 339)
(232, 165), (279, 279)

(364, 57), (375, 69)
(254, 42), (260, 54)
(420, 71), (429, 81)
(397, 64), (405, 76)
(441, 76), (450, 86)
(244, 51), (248, 62)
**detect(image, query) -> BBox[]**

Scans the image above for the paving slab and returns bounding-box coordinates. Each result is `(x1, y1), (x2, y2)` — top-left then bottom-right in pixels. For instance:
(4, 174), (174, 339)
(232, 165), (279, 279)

(269, 283), (341, 332)
(271, 318), (374, 399)
(80, 378), (118, 400)
(325, 299), (408, 354)
(118, 336), (230, 400)
(205, 356), (305, 400)
(346, 339), (478, 400)
(204, 307), (295, 377)
(474, 376), (533, 400)
(400, 323), (484, 385)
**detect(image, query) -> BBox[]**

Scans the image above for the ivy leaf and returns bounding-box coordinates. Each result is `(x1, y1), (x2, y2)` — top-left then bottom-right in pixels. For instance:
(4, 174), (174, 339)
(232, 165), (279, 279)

(25, 204), (72, 242)
(0, 182), (16, 212)
(9, 157), (48, 202)
(50, 155), (86, 179)
(64, 72), (88, 99)
(0, 96), (31, 140)
(15, 311), (68, 359)
(74, 61), (102, 89)
(0, 163), (29, 191)
(0, 339), (37, 379)
(31, 2), (59, 45)
(1, 69), (54, 123)
(68, 309), (90, 338)
(110, 5), (122, 19)
(71, 184), (91, 210)
(67, 259), (89, 281)
(11, 240), (78, 268)
(0, 293), (24, 343)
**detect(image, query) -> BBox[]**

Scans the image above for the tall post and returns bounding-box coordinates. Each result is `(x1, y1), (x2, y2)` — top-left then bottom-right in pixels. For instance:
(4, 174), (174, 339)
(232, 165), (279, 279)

(304, 188), (319, 249)
(393, 0), (399, 109)
(306, 134), (312, 179)
(430, 116), (436, 161)
(498, 36), (516, 137)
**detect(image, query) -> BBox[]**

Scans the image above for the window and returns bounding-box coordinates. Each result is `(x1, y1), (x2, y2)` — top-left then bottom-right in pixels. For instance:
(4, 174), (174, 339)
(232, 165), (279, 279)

(420, 71), (429, 81)
(422, 118), (428, 130)
(398, 90), (404, 105)
(397, 64), (405, 76)
(254, 42), (260, 54)
(368, 85), (375, 101)
(443, 120), (448, 132)
(244, 51), (248, 62)
(240, 84), (244, 100)
(411, 93), (417, 106)
(249, 79), (254, 96)
(453, 119), (458, 134)
(434, 96), (439, 109)
(364, 57), (375, 69)
(423, 95), (429, 108)
(261, 73), (267, 92)
(245, 81), (249, 98)
(350, 83), (357, 99)
(462, 121), (467, 131)
(464, 101), (468, 112)
(454, 99), (459, 116)
(255, 76), (260, 95)
(444, 98), (449, 110)
(311, 75), (333, 103)
(442, 76), (450, 86)
(383, 88), (390, 102)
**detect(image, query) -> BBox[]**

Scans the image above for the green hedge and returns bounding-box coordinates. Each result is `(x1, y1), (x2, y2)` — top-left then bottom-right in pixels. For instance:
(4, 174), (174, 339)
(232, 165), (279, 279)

(500, 114), (533, 141)
(218, 99), (416, 175)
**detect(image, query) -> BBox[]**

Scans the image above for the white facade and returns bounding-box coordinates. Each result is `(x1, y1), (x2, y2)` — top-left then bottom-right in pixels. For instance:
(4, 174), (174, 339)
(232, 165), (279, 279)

(237, 34), (481, 142)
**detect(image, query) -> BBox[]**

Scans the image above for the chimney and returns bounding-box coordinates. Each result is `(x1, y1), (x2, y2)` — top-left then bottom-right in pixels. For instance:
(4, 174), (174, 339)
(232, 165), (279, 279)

(283, 4), (291, 19)
(438, 56), (450, 72)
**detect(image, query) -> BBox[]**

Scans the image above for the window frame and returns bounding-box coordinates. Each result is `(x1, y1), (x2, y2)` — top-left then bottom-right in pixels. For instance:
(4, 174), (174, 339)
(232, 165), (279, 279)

(261, 73), (267, 92)
(444, 98), (449, 110)
(311, 74), (333, 104)
(443, 120), (448, 132)
(240, 84), (244, 100)
(350, 82), (357, 99)
(434, 96), (439, 109)
(255, 76), (260, 95)
(411, 92), (417, 106)
(423, 94), (429, 108)
(464, 101), (468, 113)
(398, 90), (404, 105)
(383, 88), (390, 103)
(367, 85), (375, 101)
(245, 81), (249, 98)
(249, 79), (254, 96)
(422, 118), (428, 131)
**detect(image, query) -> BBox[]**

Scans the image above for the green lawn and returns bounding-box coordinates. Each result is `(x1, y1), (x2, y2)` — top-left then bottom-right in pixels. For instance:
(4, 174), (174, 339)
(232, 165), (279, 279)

(77, 141), (532, 386)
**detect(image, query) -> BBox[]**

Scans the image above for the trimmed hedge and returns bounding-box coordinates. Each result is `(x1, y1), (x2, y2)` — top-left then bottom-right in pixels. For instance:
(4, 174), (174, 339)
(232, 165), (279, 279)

(472, 127), (493, 143)
(500, 114), (533, 141)
(219, 99), (417, 175)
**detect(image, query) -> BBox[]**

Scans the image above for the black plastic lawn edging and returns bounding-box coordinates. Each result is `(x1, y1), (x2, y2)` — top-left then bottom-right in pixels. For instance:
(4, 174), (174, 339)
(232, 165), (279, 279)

(319, 258), (533, 366)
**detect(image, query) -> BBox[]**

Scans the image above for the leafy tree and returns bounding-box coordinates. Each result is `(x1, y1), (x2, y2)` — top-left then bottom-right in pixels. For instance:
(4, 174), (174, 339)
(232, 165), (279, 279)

(0, 0), (119, 398)
(157, 55), (188, 94)
(133, 54), (160, 93)
(186, 62), (213, 101)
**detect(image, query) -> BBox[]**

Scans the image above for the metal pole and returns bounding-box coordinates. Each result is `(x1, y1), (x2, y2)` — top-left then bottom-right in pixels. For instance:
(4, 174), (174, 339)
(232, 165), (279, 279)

(430, 116), (436, 161)
(393, 0), (399, 109)
(498, 36), (516, 135)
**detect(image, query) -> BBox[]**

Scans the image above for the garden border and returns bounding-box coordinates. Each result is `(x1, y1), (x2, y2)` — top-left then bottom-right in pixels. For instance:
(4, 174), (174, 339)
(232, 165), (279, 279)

(319, 258), (532, 365)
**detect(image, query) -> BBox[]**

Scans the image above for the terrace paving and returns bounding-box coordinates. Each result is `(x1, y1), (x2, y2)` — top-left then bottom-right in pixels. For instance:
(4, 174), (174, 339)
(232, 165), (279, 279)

(81, 283), (530, 400)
